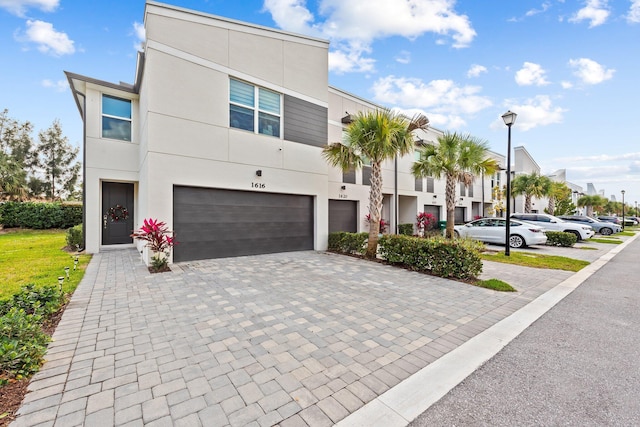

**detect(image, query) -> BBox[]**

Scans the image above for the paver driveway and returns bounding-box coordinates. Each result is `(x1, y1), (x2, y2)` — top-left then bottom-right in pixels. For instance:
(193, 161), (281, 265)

(13, 249), (570, 426)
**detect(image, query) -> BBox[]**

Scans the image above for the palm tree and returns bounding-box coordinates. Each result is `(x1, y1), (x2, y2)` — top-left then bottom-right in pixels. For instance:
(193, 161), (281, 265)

(577, 194), (606, 217)
(510, 172), (551, 213)
(546, 181), (571, 216)
(412, 132), (498, 239)
(323, 109), (428, 258)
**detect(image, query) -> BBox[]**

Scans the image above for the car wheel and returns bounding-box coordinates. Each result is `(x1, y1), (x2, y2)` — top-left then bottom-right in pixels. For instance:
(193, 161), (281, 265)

(509, 234), (525, 248)
(600, 227), (613, 236)
(566, 230), (581, 241)
(454, 230), (460, 238)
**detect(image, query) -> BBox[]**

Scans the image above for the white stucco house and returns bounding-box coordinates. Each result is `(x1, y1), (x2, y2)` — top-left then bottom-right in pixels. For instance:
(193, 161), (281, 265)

(65, 1), (503, 264)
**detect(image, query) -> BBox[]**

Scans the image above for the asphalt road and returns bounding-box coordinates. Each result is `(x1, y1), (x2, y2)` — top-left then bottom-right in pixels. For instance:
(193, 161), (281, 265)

(410, 236), (640, 427)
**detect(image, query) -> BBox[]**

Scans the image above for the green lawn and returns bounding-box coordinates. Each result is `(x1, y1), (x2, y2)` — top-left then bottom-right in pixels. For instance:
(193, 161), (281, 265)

(481, 250), (589, 272)
(0, 229), (91, 300)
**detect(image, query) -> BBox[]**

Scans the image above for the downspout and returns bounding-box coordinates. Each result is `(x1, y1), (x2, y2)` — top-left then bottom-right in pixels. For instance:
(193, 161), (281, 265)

(481, 170), (485, 217)
(394, 156), (398, 234)
(80, 93), (87, 251)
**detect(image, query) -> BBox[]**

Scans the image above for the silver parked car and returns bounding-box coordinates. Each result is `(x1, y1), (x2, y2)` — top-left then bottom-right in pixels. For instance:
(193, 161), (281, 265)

(510, 213), (595, 241)
(558, 216), (621, 235)
(454, 218), (547, 248)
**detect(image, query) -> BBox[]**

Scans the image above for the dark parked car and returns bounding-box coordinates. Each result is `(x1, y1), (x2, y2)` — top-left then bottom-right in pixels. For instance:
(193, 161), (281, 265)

(597, 216), (621, 224)
(559, 216), (621, 235)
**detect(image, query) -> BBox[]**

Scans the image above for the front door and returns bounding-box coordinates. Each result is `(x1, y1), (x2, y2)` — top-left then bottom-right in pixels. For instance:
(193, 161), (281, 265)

(102, 182), (134, 245)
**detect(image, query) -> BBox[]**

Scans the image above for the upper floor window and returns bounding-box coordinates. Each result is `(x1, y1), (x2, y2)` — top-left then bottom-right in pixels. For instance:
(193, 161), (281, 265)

(102, 95), (131, 141)
(230, 78), (281, 138)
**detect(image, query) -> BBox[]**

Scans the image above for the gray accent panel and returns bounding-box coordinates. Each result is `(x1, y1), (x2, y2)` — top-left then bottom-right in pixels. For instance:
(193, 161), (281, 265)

(363, 166), (372, 186)
(173, 186), (314, 262)
(283, 95), (328, 147)
(343, 169), (356, 184)
(329, 200), (357, 233)
(426, 177), (434, 193)
(423, 205), (440, 222)
(415, 178), (423, 192)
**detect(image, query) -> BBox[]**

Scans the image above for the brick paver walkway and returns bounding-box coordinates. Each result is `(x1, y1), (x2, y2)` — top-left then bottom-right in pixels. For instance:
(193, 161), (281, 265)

(12, 248), (576, 426)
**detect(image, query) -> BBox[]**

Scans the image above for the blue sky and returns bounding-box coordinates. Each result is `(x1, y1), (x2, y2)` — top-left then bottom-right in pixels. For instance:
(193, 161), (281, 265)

(1, 0), (639, 206)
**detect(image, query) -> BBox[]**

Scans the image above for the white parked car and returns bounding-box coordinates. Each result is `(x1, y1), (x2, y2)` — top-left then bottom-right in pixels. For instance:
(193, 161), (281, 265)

(510, 213), (595, 241)
(454, 218), (548, 248)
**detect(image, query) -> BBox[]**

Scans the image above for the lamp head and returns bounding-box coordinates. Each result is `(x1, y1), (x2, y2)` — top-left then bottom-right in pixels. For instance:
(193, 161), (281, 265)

(501, 110), (517, 127)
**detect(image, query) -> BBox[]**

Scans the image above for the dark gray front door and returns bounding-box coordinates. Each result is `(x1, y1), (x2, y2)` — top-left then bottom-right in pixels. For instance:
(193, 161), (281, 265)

(102, 182), (134, 245)
(173, 186), (314, 262)
(329, 200), (357, 233)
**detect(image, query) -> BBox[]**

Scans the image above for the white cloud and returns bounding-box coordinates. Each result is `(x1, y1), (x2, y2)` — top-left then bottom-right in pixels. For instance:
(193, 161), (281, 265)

(525, 2), (551, 17)
(467, 64), (487, 78)
(0, 0), (58, 17)
(41, 78), (68, 92)
(22, 20), (75, 56)
(371, 75), (492, 129)
(395, 50), (411, 65)
(495, 95), (566, 131)
(569, 0), (610, 27)
(132, 21), (146, 51)
(628, 0), (640, 23)
(515, 62), (549, 86)
(561, 81), (573, 89)
(569, 58), (614, 84)
(263, 0), (476, 73)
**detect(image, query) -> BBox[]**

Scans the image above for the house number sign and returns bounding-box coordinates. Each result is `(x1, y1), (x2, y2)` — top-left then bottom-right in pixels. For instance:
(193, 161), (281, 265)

(251, 182), (266, 189)
(338, 193), (348, 199)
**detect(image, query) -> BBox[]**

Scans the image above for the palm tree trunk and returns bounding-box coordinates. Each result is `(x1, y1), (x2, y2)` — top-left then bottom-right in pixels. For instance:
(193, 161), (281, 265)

(445, 174), (456, 238)
(548, 197), (555, 215)
(525, 195), (532, 213)
(365, 161), (384, 258)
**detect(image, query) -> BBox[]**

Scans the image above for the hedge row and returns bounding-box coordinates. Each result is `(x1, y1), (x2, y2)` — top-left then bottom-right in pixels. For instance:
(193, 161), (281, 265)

(378, 234), (484, 280)
(0, 201), (82, 229)
(0, 284), (65, 381)
(328, 232), (484, 280)
(328, 232), (369, 255)
(545, 231), (577, 247)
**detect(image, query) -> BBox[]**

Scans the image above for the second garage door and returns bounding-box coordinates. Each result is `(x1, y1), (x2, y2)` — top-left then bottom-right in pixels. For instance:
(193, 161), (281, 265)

(173, 186), (314, 262)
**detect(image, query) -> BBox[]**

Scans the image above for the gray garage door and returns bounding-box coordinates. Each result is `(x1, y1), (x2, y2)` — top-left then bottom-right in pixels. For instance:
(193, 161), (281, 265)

(173, 186), (314, 262)
(423, 204), (441, 222)
(329, 200), (357, 233)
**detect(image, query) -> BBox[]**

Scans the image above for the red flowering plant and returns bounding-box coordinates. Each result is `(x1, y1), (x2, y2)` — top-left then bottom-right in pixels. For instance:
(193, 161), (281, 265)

(416, 212), (436, 236)
(365, 214), (388, 233)
(131, 218), (176, 272)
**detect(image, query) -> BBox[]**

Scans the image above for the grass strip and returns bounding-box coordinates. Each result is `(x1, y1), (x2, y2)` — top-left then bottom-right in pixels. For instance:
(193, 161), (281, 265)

(474, 278), (516, 292)
(0, 229), (91, 300)
(481, 251), (589, 272)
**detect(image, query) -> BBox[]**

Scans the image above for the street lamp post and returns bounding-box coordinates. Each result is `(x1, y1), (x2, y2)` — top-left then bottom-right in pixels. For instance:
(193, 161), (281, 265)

(621, 190), (625, 230)
(501, 110), (517, 256)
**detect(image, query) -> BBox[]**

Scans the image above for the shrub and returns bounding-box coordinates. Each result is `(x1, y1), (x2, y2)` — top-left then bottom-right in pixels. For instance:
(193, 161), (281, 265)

(0, 308), (50, 379)
(0, 284), (65, 317)
(378, 234), (484, 280)
(0, 201), (82, 229)
(398, 223), (414, 235)
(66, 224), (83, 249)
(131, 218), (177, 272)
(545, 231), (577, 247)
(328, 232), (369, 255)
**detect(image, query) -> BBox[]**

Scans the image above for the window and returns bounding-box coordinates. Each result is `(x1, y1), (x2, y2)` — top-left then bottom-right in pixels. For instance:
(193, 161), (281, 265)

(426, 177), (434, 193)
(102, 95), (131, 141)
(230, 78), (281, 138)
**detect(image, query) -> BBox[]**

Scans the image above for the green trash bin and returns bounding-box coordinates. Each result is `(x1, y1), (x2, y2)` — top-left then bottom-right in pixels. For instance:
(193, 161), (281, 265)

(437, 220), (447, 231)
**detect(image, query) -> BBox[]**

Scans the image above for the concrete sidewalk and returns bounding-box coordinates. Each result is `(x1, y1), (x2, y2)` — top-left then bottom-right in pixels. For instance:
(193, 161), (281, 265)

(11, 237), (632, 426)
